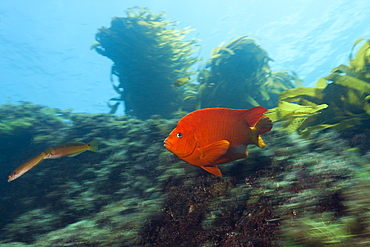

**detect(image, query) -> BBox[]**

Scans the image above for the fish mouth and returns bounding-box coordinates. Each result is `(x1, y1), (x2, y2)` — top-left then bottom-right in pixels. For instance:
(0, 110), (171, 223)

(163, 139), (198, 158)
(163, 139), (172, 149)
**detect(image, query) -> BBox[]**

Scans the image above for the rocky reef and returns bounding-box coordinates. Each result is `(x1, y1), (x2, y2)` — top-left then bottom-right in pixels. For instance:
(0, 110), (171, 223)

(0, 102), (370, 246)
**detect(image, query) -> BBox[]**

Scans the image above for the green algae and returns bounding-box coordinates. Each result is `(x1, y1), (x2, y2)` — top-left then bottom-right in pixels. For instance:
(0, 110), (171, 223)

(0, 103), (66, 139)
(267, 39), (370, 139)
(0, 103), (170, 245)
(1, 103), (370, 246)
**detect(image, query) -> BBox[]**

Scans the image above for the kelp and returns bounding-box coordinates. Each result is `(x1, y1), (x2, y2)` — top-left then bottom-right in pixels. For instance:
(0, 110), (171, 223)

(267, 39), (370, 137)
(93, 7), (201, 119)
(181, 36), (300, 110)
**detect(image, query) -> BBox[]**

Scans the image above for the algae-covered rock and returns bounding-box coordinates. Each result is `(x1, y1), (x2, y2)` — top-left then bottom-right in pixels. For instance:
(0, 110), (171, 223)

(139, 126), (365, 246)
(1, 102), (370, 246)
(0, 102), (66, 141)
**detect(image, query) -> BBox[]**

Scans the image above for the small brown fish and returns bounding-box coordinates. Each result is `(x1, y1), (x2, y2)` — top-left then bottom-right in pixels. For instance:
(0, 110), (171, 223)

(7, 141), (98, 182)
(173, 76), (190, 87)
(44, 140), (98, 159)
(7, 147), (53, 182)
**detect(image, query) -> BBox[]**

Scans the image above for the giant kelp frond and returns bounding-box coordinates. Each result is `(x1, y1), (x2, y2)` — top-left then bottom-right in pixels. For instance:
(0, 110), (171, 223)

(267, 39), (370, 137)
(349, 39), (370, 78)
(181, 36), (299, 110)
(93, 7), (201, 119)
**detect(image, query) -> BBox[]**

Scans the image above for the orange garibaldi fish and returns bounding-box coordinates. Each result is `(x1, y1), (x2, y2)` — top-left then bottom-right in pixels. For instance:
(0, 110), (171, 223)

(164, 107), (273, 177)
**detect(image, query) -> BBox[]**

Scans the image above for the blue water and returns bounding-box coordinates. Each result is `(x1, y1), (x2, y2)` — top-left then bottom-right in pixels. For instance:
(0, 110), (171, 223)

(2, 1), (370, 246)
(1, 0), (369, 114)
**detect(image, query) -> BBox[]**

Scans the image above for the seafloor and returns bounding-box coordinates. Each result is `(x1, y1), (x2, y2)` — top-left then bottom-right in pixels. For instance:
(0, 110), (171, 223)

(1, 102), (369, 247)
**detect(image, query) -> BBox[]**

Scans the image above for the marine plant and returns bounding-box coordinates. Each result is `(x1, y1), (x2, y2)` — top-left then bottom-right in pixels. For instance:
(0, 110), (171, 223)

(0, 102), (66, 139)
(182, 36), (301, 110)
(276, 135), (370, 246)
(267, 39), (370, 138)
(251, 129), (363, 246)
(93, 7), (201, 119)
(0, 104), (173, 245)
(2, 102), (370, 246)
